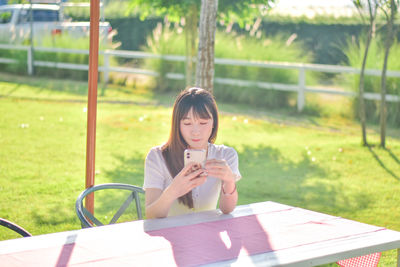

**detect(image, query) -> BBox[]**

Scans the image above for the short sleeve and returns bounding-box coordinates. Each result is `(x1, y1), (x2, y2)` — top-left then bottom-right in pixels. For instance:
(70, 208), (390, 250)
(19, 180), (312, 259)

(224, 147), (241, 182)
(143, 148), (166, 190)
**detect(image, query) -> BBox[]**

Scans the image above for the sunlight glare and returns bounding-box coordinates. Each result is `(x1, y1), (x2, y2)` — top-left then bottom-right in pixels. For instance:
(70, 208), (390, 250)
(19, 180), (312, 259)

(219, 230), (232, 249)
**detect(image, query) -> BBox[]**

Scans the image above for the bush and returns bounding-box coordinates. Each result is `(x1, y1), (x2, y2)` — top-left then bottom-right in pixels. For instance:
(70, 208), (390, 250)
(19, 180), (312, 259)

(33, 33), (92, 80)
(141, 23), (315, 109)
(0, 34), (28, 74)
(0, 33), (116, 81)
(141, 22), (186, 92)
(0, 48), (27, 75)
(64, 0), (140, 20)
(213, 31), (314, 108)
(341, 34), (400, 126)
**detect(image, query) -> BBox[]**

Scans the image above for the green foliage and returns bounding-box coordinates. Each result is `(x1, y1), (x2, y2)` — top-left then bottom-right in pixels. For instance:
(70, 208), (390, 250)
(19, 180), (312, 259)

(67, 2), (393, 66)
(0, 33), (116, 81)
(141, 23), (315, 109)
(0, 49), (27, 75)
(217, 0), (276, 27)
(141, 23), (186, 92)
(107, 17), (163, 52)
(63, 1), (140, 20)
(129, 0), (276, 26)
(0, 10), (12, 23)
(263, 13), (366, 25)
(341, 33), (400, 126)
(33, 34), (92, 80)
(214, 31), (314, 108)
(85, 14), (378, 65)
(128, 0), (197, 22)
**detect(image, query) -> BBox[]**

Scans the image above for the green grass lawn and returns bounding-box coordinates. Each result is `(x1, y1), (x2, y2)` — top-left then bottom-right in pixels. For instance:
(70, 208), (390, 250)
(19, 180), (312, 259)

(0, 73), (399, 266)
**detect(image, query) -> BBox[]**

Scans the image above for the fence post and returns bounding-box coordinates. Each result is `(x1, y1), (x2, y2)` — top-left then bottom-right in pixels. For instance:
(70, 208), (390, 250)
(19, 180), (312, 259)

(27, 47), (33, 75)
(297, 67), (306, 112)
(103, 52), (109, 84)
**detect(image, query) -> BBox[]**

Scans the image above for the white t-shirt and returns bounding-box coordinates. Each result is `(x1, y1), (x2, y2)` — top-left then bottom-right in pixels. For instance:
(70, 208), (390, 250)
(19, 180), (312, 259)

(144, 143), (241, 217)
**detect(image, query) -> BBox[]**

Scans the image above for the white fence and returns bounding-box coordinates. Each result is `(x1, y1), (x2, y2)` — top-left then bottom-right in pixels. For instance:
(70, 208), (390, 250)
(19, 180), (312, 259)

(1, 44), (400, 111)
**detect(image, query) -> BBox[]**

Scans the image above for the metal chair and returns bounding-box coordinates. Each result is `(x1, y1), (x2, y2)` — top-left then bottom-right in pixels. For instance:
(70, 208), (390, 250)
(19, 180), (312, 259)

(75, 183), (145, 228)
(0, 218), (32, 237)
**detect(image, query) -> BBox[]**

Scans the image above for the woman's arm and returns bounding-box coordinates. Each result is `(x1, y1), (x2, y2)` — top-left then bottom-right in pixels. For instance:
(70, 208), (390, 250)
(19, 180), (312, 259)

(145, 165), (207, 219)
(219, 179), (238, 214)
(204, 159), (238, 214)
(145, 187), (176, 219)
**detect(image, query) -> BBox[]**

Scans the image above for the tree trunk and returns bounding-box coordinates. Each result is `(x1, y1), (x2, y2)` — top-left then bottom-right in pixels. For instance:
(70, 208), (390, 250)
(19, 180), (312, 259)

(195, 0), (218, 92)
(359, 34), (370, 146)
(380, 0), (397, 148)
(358, 2), (377, 146)
(185, 4), (198, 87)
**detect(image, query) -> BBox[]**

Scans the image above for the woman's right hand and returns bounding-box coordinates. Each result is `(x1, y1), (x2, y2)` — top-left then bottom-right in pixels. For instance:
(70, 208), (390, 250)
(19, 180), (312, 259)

(167, 162), (207, 198)
(145, 162), (206, 219)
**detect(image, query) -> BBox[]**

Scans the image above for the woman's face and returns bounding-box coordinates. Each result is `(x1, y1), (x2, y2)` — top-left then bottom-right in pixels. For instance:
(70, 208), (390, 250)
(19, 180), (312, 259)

(180, 108), (213, 150)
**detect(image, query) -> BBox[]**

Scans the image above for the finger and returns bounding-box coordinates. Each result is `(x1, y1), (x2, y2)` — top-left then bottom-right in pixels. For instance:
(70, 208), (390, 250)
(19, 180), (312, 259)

(187, 169), (206, 180)
(206, 164), (226, 170)
(213, 159), (226, 164)
(205, 160), (227, 168)
(190, 163), (202, 172)
(205, 165), (227, 174)
(182, 162), (201, 175)
(205, 159), (224, 164)
(205, 171), (223, 178)
(198, 169), (208, 178)
(184, 162), (199, 169)
(191, 176), (207, 187)
(197, 177), (207, 186)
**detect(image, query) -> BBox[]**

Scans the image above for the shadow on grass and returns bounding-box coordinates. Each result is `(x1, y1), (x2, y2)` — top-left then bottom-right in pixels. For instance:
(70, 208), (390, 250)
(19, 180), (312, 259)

(32, 79), (88, 96)
(0, 73), (88, 96)
(2, 82), (22, 96)
(387, 148), (400, 165)
(236, 144), (373, 214)
(32, 153), (146, 227)
(31, 205), (77, 228)
(368, 146), (400, 181)
(101, 144), (374, 216)
(104, 152), (145, 185)
(79, 152), (146, 223)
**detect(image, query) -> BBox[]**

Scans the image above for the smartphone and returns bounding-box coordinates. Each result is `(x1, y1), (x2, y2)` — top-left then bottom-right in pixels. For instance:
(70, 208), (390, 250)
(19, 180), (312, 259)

(184, 149), (207, 167)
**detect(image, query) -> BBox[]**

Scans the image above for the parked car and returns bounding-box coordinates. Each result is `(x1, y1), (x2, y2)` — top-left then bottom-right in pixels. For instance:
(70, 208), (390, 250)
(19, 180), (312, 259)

(0, 4), (114, 44)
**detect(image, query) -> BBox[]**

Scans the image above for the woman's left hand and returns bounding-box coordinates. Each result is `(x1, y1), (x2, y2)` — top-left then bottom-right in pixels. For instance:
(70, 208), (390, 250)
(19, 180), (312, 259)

(204, 159), (235, 184)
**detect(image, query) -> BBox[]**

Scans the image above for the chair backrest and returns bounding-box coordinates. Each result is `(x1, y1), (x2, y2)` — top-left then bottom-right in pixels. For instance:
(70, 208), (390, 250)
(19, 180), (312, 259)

(0, 218), (32, 237)
(75, 183), (145, 228)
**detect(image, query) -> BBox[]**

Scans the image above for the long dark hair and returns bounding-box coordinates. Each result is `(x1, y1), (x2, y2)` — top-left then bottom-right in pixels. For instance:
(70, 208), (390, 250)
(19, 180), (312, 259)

(162, 87), (219, 208)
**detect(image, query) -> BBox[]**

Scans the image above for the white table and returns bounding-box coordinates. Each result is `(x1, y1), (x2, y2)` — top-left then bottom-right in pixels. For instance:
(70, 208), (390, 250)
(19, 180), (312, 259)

(1, 201), (400, 266)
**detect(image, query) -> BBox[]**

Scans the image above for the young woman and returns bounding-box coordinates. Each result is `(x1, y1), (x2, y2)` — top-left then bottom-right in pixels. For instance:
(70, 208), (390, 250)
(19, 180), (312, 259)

(143, 87), (241, 219)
